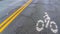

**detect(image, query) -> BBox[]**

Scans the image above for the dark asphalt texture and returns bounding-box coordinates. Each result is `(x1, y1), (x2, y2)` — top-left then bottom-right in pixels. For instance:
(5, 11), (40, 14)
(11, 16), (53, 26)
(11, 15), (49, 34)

(0, 0), (60, 34)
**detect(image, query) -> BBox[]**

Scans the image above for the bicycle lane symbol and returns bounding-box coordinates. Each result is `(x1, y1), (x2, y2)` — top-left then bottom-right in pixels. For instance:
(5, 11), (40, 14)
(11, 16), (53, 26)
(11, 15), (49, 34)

(36, 12), (58, 34)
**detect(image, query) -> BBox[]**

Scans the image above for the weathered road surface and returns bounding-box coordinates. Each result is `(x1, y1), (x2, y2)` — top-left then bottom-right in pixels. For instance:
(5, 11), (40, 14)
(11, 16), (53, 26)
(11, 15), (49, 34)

(0, 0), (60, 34)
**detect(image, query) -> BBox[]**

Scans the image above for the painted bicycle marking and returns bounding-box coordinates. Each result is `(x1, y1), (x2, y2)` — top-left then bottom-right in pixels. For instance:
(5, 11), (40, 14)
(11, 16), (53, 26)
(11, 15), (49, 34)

(36, 12), (58, 33)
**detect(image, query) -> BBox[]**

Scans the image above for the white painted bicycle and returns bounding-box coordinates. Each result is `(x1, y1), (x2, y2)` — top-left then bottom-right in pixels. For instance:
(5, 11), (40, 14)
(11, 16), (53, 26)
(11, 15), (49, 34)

(36, 12), (58, 33)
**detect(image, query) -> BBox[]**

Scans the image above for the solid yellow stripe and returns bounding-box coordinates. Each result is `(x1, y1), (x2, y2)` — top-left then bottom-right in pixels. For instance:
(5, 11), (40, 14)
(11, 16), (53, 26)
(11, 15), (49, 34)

(0, 0), (32, 32)
(0, 0), (32, 27)
(0, 3), (27, 27)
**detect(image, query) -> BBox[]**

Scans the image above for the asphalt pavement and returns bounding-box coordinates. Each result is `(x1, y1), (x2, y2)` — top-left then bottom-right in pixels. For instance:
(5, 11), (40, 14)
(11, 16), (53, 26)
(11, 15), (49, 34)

(0, 0), (60, 34)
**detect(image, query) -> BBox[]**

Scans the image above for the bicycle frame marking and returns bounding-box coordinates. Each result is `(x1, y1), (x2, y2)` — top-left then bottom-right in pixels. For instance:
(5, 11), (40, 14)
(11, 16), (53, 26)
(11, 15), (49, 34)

(43, 12), (50, 28)
(36, 12), (58, 33)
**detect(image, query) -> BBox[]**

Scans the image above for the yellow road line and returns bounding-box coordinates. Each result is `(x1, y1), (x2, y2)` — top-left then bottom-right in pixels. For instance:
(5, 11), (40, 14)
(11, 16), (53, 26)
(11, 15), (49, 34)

(0, 0), (32, 32)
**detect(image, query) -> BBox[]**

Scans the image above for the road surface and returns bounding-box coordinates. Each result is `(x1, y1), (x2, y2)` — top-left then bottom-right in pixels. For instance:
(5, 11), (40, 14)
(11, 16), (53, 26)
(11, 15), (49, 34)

(0, 0), (60, 34)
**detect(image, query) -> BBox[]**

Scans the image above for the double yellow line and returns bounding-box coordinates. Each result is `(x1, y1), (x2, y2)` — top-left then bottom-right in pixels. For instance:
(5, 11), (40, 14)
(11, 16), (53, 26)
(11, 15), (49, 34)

(0, 0), (32, 32)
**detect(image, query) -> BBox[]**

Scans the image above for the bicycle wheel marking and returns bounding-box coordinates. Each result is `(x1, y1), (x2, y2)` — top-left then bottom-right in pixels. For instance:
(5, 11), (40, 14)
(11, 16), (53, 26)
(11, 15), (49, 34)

(36, 20), (44, 32)
(50, 21), (58, 33)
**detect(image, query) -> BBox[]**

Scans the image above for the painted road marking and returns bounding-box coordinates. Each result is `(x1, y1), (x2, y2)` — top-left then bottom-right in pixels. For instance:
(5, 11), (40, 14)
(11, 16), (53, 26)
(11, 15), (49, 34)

(36, 12), (58, 33)
(0, 0), (32, 32)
